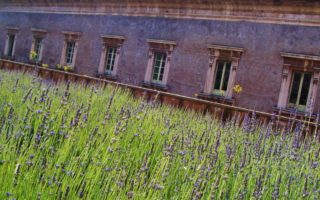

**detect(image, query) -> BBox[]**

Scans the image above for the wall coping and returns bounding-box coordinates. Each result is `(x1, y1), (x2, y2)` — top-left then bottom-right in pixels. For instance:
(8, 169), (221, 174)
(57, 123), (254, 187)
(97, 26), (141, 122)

(1, 1), (320, 27)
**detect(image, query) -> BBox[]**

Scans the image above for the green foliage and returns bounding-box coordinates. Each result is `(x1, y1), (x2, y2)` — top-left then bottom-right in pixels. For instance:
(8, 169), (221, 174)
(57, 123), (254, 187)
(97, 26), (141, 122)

(0, 71), (319, 199)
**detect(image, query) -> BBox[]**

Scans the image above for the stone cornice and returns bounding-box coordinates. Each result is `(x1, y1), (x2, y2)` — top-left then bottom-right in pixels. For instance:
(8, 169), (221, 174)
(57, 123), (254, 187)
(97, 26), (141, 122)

(147, 39), (177, 46)
(281, 52), (320, 62)
(208, 45), (244, 53)
(31, 28), (47, 33)
(1, 1), (319, 6)
(101, 35), (125, 41)
(1, 1), (320, 27)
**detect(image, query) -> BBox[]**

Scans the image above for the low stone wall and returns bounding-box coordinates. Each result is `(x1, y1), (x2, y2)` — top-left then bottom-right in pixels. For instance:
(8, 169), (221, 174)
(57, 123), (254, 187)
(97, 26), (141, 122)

(0, 59), (319, 136)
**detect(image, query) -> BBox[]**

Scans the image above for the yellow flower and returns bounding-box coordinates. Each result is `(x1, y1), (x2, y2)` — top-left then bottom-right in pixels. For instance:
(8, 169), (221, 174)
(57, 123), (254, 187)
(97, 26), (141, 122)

(29, 50), (37, 60)
(56, 64), (62, 69)
(233, 84), (242, 94)
(42, 63), (48, 68)
(219, 90), (225, 96)
(63, 65), (73, 71)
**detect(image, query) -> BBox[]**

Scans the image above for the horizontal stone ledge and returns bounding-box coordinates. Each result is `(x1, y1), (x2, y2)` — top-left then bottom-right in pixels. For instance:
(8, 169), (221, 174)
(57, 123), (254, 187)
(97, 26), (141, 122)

(208, 44), (244, 52)
(147, 39), (177, 46)
(281, 52), (320, 61)
(101, 35), (125, 40)
(31, 28), (48, 33)
(62, 31), (82, 36)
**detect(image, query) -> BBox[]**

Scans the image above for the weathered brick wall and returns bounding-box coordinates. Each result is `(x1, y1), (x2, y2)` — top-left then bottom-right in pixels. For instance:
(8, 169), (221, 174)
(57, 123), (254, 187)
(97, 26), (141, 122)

(0, 11), (319, 113)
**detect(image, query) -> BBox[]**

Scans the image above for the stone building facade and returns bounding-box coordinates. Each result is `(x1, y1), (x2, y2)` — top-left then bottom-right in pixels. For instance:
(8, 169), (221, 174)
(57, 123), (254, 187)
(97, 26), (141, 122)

(0, 0), (320, 115)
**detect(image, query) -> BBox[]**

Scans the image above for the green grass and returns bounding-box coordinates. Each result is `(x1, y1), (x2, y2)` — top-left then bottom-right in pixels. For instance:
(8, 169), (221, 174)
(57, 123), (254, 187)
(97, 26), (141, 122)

(0, 70), (319, 199)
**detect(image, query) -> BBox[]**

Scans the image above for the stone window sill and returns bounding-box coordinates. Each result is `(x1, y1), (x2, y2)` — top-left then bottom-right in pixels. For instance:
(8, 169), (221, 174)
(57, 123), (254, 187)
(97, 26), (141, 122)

(28, 60), (42, 66)
(272, 106), (316, 119)
(95, 72), (117, 81)
(197, 92), (234, 105)
(141, 81), (168, 91)
(55, 65), (76, 73)
(2, 55), (15, 61)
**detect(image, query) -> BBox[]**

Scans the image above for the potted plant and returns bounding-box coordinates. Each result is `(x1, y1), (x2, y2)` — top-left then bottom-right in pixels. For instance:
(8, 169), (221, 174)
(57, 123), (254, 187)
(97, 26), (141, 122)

(56, 64), (63, 70)
(63, 65), (74, 72)
(42, 63), (49, 68)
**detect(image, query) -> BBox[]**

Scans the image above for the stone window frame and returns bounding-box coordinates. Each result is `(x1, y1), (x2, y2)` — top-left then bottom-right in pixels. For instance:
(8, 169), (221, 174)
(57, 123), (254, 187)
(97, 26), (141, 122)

(97, 35), (125, 79)
(203, 45), (244, 100)
(60, 31), (81, 69)
(277, 52), (320, 114)
(30, 28), (47, 62)
(4, 26), (19, 59)
(143, 39), (176, 90)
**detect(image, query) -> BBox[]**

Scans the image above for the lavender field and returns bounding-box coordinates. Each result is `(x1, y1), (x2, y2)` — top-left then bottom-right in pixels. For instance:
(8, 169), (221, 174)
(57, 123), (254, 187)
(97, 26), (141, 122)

(0, 71), (319, 199)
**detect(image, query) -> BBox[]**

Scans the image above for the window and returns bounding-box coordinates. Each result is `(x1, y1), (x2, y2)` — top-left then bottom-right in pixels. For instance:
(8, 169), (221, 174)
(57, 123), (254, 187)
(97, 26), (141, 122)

(277, 53), (320, 114)
(4, 27), (19, 58)
(213, 61), (232, 95)
(105, 47), (117, 74)
(30, 28), (47, 62)
(97, 35), (124, 78)
(203, 45), (243, 99)
(288, 72), (312, 110)
(33, 38), (43, 60)
(65, 41), (75, 64)
(143, 39), (176, 88)
(152, 52), (167, 83)
(60, 31), (81, 69)
(6, 34), (15, 57)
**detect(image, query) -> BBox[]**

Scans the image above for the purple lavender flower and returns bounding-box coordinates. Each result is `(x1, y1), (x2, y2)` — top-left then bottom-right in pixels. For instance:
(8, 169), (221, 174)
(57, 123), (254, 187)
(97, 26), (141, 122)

(153, 184), (164, 190)
(6, 192), (12, 197)
(35, 133), (41, 143)
(311, 162), (318, 169)
(82, 114), (88, 122)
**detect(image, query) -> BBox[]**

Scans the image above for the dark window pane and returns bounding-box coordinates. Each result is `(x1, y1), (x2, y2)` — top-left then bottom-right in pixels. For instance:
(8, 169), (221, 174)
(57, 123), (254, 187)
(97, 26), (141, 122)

(34, 38), (42, 60)
(153, 66), (160, 75)
(160, 65), (165, 74)
(65, 42), (75, 64)
(222, 62), (231, 91)
(289, 72), (302, 105)
(214, 62), (224, 90)
(7, 34), (15, 56)
(159, 68), (164, 81)
(299, 73), (311, 106)
(153, 73), (158, 80)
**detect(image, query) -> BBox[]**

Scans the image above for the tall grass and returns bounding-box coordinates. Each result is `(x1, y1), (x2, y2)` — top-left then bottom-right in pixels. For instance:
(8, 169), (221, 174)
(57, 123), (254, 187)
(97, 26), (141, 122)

(0, 71), (319, 199)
